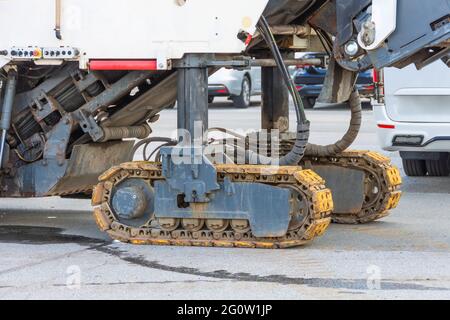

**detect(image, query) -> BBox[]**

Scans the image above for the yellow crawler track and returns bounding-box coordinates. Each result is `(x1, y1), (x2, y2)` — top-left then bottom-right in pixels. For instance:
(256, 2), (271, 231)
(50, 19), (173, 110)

(302, 151), (402, 224)
(92, 163), (334, 249)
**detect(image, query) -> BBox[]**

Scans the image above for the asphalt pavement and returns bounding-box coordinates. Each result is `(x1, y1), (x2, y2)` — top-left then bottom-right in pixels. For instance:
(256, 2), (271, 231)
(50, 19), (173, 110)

(1, 98), (449, 300)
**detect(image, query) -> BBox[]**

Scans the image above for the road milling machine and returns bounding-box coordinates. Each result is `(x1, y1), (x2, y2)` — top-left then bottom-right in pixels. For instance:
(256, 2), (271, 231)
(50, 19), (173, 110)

(0, 0), (449, 248)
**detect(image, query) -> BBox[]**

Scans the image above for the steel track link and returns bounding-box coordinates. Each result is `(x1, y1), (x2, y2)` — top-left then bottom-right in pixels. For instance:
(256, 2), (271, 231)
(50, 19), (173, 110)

(91, 162), (334, 249)
(300, 151), (402, 224)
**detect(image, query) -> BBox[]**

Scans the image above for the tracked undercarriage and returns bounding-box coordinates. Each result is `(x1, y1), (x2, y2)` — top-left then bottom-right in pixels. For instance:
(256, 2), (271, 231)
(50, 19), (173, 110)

(1, 0), (448, 249)
(92, 163), (333, 248)
(90, 151), (401, 248)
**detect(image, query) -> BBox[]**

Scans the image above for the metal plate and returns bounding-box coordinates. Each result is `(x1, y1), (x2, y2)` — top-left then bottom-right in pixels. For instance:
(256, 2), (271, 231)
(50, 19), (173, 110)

(313, 164), (365, 214)
(48, 141), (134, 195)
(154, 180), (292, 237)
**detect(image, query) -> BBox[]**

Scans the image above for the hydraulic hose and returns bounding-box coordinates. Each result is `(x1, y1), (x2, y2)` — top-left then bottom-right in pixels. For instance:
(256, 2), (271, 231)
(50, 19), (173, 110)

(132, 137), (178, 161)
(254, 16), (310, 166)
(221, 90), (361, 163)
(257, 15), (363, 160)
(305, 90), (362, 157)
(257, 16), (307, 124)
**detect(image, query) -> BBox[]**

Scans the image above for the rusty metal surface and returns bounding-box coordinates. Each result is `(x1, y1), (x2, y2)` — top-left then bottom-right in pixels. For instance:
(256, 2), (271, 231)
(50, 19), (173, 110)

(308, 0), (336, 35)
(269, 24), (312, 37)
(102, 72), (178, 128)
(92, 163), (333, 249)
(317, 57), (357, 104)
(248, 0), (328, 52)
(99, 124), (151, 142)
(48, 141), (134, 196)
(263, 0), (327, 26)
(261, 65), (290, 133)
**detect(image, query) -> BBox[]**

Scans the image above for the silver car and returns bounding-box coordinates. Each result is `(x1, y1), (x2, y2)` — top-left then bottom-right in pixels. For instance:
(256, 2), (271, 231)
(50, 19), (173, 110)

(208, 67), (262, 108)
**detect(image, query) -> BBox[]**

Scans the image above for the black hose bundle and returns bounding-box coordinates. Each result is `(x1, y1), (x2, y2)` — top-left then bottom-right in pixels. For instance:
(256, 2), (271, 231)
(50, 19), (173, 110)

(256, 16), (363, 161)
(305, 90), (362, 157)
(254, 16), (310, 166)
(140, 16), (362, 165)
(215, 17), (363, 165)
(132, 137), (177, 161)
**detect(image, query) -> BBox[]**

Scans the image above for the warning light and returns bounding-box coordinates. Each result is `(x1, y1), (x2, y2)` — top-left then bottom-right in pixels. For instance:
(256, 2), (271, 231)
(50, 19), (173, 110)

(33, 48), (42, 59)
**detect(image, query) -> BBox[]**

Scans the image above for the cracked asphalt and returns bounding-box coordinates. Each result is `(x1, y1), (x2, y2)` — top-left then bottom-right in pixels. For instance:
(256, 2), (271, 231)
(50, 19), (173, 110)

(1, 99), (449, 299)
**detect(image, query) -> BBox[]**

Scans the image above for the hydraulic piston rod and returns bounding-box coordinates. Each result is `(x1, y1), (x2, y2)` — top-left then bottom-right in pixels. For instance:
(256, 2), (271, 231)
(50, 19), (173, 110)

(0, 70), (17, 168)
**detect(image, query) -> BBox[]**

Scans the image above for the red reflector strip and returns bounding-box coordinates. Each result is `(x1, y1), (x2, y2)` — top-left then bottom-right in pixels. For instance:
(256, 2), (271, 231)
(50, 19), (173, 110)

(373, 69), (379, 83)
(245, 34), (253, 46)
(377, 124), (395, 129)
(216, 89), (228, 94)
(89, 60), (158, 71)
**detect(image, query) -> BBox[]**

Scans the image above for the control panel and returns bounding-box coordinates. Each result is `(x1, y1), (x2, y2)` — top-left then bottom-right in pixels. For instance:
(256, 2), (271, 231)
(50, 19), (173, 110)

(0, 46), (79, 61)
(42, 47), (79, 59)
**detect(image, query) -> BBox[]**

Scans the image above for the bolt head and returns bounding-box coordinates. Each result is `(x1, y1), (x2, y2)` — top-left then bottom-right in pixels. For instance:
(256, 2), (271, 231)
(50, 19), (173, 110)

(344, 40), (359, 56)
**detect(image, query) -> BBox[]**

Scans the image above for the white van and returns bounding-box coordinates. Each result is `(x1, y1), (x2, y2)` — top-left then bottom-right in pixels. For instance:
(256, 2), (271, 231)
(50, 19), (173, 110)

(374, 61), (450, 177)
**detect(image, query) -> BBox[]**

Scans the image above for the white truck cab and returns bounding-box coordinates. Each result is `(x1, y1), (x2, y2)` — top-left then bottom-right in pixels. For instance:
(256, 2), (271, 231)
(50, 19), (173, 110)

(374, 61), (450, 176)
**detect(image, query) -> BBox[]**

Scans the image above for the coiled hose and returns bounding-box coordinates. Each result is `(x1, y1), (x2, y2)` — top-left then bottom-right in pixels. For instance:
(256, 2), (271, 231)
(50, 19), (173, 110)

(305, 90), (362, 157)
(208, 89), (362, 163)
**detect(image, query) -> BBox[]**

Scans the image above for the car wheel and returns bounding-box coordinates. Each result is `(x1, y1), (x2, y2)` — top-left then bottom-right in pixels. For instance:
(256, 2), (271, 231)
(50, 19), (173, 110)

(402, 159), (427, 177)
(426, 154), (450, 176)
(300, 96), (316, 109)
(232, 77), (251, 108)
(208, 96), (214, 104)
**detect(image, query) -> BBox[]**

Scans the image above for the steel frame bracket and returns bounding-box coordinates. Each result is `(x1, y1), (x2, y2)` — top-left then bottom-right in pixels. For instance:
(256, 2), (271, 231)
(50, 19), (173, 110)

(43, 114), (74, 166)
(160, 146), (220, 203)
(173, 54), (252, 71)
(75, 110), (104, 142)
(173, 54), (215, 69)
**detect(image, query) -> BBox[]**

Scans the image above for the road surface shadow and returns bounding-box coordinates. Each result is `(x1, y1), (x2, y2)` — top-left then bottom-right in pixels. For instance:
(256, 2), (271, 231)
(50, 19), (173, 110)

(0, 225), (105, 245)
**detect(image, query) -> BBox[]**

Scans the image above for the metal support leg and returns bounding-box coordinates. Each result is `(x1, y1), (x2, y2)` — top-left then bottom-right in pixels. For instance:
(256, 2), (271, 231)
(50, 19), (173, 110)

(0, 70), (17, 168)
(177, 55), (209, 144)
(160, 54), (218, 203)
(261, 66), (289, 133)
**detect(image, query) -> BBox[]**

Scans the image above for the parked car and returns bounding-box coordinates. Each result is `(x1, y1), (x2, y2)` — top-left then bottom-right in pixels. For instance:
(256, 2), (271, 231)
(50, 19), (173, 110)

(208, 67), (262, 108)
(292, 53), (375, 108)
(374, 61), (450, 177)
